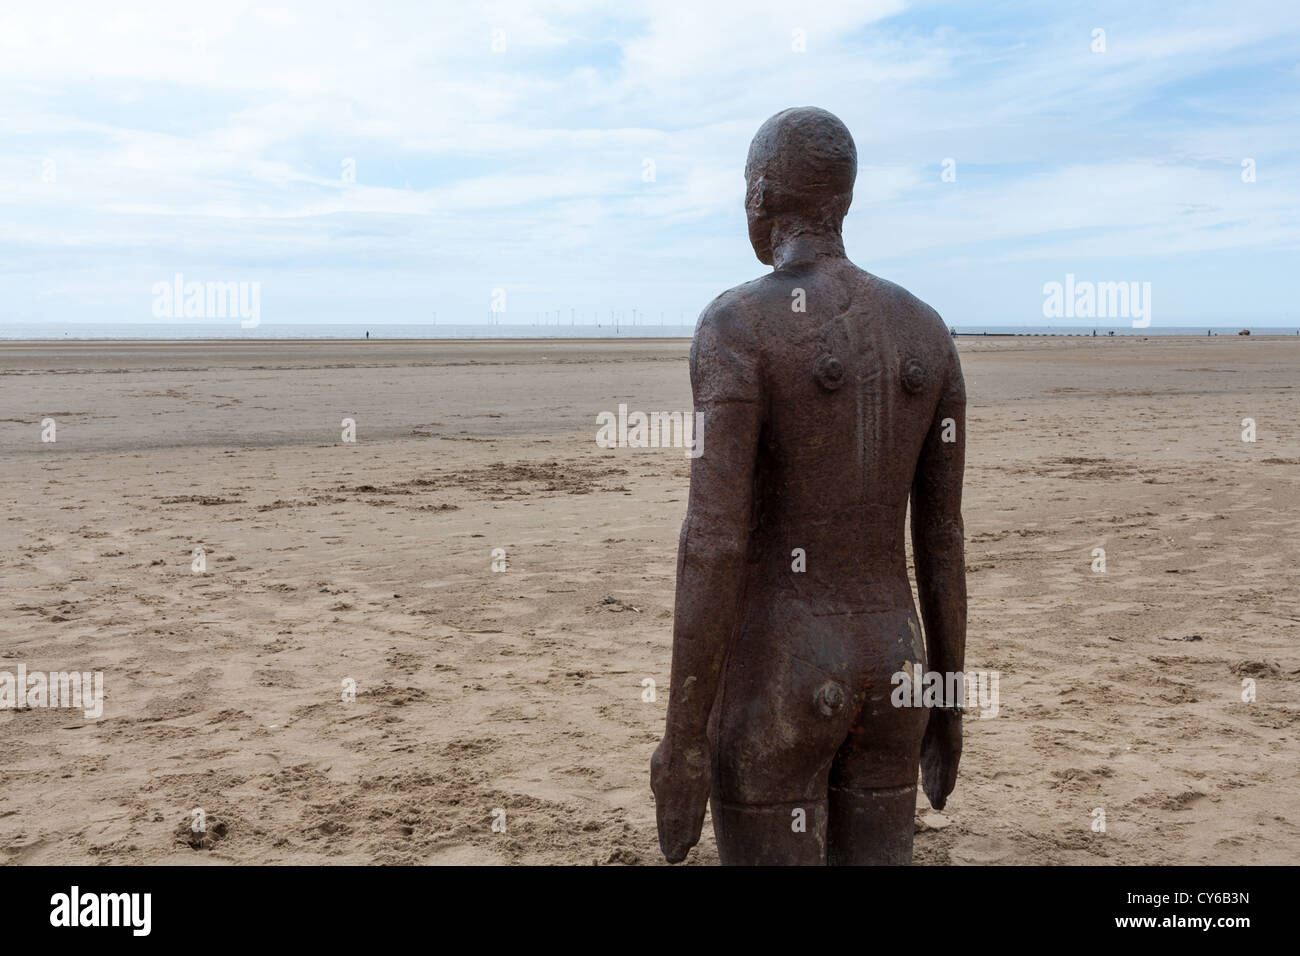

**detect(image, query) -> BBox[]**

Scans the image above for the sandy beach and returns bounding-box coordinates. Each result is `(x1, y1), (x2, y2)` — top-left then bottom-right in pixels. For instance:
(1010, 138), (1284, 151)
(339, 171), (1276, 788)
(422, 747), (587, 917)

(1, 335), (1297, 865)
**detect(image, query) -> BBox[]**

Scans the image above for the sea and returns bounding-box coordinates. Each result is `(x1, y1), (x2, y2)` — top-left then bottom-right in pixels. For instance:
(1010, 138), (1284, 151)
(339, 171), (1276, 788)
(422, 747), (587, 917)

(1, 323), (1296, 340)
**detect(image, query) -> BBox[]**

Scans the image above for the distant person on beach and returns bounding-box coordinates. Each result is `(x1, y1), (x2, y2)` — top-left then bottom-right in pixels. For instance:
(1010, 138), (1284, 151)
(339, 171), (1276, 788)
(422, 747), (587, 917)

(366, 331), (369, 340)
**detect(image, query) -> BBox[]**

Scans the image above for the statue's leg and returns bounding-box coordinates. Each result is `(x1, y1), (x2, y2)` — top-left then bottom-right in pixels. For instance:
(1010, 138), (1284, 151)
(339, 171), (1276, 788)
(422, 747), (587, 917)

(710, 797), (828, 865)
(826, 783), (917, 865)
(825, 672), (929, 866)
(822, 608), (930, 865)
(709, 645), (856, 866)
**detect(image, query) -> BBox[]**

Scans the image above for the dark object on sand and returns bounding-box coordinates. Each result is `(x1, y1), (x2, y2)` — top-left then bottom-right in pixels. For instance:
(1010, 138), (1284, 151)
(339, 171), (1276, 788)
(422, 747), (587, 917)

(651, 107), (968, 865)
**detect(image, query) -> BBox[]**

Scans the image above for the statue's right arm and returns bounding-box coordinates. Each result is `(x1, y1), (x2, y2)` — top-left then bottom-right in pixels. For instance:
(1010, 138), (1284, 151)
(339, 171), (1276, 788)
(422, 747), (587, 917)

(652, 299), (761, 861)
(663, 302), (762, 741)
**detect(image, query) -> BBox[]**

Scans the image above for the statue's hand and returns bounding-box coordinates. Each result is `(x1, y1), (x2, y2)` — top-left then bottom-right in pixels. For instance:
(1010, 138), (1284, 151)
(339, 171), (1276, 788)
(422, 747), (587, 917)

(650, 732), (711, 863)
(920, 709), (962, 811)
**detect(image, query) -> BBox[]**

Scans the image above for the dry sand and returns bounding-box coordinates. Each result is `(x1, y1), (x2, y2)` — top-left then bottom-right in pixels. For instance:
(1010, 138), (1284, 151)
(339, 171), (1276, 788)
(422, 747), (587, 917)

(1, 335), (1297, 865)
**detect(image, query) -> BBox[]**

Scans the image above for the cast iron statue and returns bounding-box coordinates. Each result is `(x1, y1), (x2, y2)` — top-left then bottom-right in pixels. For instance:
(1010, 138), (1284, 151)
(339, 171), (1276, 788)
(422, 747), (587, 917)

(651, 107), (967, 865)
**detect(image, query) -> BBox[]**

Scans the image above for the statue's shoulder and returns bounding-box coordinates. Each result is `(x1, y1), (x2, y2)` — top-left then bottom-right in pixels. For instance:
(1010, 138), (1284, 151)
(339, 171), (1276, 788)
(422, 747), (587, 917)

(861, 271), (947, 336)
(862, 270), (964, 398)
(693, 276), (774, 348)
(689, 279), (773, 397)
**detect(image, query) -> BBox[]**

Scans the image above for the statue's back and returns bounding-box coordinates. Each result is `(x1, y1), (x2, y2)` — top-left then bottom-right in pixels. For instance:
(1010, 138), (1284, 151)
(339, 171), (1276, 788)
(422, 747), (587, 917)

(740, 262), (960, 618)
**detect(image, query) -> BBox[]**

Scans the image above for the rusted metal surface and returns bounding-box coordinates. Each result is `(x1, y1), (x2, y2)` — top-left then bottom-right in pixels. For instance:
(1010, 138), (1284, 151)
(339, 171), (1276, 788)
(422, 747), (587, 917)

(651, 107), (968, 865)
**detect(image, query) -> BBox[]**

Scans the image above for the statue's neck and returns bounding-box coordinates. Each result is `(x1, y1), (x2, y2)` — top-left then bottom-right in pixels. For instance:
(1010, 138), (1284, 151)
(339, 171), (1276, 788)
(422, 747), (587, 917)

(771, 230), (846, 270)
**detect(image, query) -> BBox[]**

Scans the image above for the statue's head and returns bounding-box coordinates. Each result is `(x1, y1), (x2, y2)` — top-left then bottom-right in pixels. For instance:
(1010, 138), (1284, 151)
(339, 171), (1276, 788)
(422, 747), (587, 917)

(744, 107), (857, 265)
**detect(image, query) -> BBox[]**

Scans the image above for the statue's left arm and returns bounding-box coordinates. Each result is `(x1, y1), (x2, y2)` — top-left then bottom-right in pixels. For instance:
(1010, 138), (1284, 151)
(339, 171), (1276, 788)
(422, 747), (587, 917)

(911, 333), (967, 810)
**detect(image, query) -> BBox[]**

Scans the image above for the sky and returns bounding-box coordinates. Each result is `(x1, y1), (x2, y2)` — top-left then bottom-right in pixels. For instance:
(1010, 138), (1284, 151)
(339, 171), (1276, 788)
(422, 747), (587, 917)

(2, 0), (1298, 330)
